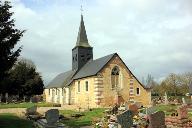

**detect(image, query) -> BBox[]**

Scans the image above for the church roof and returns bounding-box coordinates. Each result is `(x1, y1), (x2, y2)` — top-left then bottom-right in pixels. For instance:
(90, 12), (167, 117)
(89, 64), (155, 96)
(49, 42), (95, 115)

(45, 53), (115, 88)
(46, 70), (76, 88)
(45, 53), (149, 90)
(75, 15), (91, 48)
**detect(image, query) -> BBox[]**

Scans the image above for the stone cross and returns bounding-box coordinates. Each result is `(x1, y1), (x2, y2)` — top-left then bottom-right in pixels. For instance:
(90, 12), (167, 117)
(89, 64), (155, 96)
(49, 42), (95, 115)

(117, 110), (133, 128)
(148, 111), (166, 128)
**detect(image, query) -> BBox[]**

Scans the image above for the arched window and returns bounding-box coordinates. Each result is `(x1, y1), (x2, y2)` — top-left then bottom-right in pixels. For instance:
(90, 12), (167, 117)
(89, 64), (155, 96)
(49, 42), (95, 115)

(111, 66), (120, 89)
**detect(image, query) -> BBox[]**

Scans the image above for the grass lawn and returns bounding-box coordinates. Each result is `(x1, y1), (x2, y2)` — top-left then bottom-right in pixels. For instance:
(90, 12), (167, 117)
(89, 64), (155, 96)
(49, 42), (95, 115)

(60, 108), (105, 127)
(0, 113), (33, 128)
(155, 104), (178, 115)
(154, 104), (192, 118)
(0, 102), (59, 109)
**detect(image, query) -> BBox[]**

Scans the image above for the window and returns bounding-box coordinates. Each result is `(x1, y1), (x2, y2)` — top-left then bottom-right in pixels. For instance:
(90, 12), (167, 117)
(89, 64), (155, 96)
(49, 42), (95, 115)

(75, 54), (77, 61)
(48, 89), (50, 95)
(111, 66), (120, 89)
(87, 57), (91, 61)
(62, 88), (64, 96)
(78, 81), (80, 92)
(136, 88), (140, 95)
(55, 89), (57, 95)
(58, 89), (60, 96)
(85, 81), (89, 91)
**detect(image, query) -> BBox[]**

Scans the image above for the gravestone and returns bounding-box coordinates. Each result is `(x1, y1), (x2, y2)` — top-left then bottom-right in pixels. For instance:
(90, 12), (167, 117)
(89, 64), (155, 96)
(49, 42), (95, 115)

(177, 105), (188, 119)
(45, 109), (59, 126)
(5, 93), (8, 103)
(189, 82), (192, 95)
(26, 106), (37, 115)
(26, 106), (41, 121)
(146, 107), (156, 115)
(164, 92), (168, 105)
(182, 97), (186, 105)
(129, 104), (138, 115)
(111, 104), (118, 115)
(117, 110), (133, 128)
(189, 82), (192, 101)
(148, 111), (166, 128)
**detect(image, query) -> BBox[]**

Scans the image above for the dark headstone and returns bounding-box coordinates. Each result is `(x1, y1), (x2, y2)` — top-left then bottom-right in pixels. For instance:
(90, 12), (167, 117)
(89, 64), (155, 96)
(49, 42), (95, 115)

(117, 110), (133, 128)
(111, 104), (119, 115)
(45, 109), (59, 126)
(148, 111), (166, 128)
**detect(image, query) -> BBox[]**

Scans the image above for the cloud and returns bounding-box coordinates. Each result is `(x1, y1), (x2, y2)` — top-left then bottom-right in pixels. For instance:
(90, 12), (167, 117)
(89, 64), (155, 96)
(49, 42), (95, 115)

(9, 0), (192, 84)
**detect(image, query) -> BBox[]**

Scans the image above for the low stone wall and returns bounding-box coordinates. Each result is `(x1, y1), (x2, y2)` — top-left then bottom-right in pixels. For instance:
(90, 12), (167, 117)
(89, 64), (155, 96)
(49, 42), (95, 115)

(165, 116), (192, 128)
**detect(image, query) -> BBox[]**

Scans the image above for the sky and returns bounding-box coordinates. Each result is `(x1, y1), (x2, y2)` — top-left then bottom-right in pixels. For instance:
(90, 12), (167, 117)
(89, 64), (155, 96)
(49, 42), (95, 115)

(6, 0), (192, 85)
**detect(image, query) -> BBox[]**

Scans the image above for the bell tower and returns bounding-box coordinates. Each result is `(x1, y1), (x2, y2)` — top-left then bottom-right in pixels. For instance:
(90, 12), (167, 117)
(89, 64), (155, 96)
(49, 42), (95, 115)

(72, 15), (93, 71)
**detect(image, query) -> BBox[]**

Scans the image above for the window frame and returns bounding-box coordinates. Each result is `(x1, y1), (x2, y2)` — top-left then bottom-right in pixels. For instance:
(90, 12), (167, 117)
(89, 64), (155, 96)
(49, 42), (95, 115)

(78, 81), (81, 93)
(55, 88), (57, 95)
(111, 66), (122, 90)
(136, 87), (140, 96)
(85, 81), (89, 92)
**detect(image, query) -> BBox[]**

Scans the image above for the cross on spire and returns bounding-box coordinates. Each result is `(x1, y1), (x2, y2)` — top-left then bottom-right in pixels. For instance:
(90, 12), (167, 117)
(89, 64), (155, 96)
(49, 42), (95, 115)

(81, 5), (83, 14)
(80, 0), (84, 15)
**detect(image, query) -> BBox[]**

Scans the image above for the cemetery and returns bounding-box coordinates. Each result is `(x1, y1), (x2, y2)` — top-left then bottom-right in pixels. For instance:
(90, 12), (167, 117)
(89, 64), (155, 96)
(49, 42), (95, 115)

(1, 94), (192, 128)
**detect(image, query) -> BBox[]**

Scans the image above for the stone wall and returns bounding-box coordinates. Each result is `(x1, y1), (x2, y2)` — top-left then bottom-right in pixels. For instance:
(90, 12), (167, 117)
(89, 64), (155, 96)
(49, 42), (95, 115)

(72, 77), (97, 108)
(99, 55), (151, 107)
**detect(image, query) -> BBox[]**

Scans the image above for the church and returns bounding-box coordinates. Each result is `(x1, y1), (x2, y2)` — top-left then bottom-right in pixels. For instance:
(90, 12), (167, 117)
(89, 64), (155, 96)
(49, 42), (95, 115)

(44, 15), (151, 108)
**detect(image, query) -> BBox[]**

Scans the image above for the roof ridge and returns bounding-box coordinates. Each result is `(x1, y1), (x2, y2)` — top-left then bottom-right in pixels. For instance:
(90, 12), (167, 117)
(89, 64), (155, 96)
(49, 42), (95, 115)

(93, 53), (116, 61)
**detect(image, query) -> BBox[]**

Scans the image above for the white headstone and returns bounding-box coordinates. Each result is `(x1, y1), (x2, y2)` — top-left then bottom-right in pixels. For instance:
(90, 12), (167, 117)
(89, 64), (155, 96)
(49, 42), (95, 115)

(182, 97), (186, 104)
(164, 92), (168, 105)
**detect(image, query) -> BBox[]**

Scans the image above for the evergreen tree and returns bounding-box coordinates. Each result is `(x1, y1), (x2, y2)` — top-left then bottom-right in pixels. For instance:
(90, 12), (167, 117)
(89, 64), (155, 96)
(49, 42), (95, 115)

(0, 1), (24, 93)
(9, 59), (44, 99)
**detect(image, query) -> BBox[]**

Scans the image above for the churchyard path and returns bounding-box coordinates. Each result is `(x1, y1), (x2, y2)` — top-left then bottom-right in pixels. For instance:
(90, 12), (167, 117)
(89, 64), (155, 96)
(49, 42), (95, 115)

(0, 105), (78, 117)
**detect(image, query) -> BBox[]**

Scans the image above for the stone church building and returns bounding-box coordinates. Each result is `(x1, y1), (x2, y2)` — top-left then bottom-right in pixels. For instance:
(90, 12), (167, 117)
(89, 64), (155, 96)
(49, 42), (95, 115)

(44, 15), (151, 108)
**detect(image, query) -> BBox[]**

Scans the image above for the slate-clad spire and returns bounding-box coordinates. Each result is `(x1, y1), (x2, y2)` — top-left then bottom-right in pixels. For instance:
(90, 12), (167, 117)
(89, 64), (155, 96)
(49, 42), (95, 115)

(72, 14), (93, 71)
(76, 15), (91, 47)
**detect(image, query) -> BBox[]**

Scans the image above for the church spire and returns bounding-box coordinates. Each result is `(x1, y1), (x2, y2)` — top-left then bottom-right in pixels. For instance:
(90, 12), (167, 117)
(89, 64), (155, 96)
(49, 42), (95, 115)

(76, 15), (91, 47)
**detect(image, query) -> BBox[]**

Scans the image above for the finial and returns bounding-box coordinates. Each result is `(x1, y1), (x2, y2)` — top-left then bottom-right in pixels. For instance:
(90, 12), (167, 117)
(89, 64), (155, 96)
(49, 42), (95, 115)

(80, 0), (84, 15)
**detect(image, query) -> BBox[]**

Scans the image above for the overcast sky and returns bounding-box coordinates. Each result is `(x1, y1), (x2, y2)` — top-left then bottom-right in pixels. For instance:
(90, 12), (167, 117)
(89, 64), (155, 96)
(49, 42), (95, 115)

(8, 0), (192, 85)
